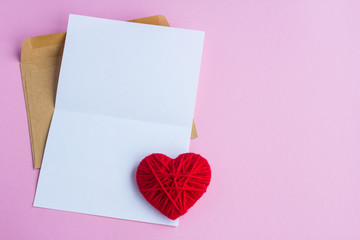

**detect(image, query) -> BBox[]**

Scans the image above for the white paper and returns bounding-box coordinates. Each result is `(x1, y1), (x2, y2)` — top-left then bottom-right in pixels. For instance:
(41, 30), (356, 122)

(33, 14), (205, 226)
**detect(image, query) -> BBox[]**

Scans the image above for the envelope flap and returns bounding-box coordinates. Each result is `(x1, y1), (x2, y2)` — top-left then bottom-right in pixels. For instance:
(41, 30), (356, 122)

(21, 32), (66, 64)
(129, 15), (170, 26)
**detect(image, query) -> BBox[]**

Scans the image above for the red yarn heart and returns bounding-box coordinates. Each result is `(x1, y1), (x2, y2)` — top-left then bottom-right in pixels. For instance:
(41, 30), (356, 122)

(136, 153), (211, 220)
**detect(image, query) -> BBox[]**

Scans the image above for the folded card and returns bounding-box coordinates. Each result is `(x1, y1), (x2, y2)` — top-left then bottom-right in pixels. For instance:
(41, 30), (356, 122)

(33, 14), (205, 226)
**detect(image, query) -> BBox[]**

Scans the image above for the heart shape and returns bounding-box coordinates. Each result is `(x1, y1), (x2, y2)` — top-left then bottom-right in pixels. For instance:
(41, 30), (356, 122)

(136, 153), (211, 220)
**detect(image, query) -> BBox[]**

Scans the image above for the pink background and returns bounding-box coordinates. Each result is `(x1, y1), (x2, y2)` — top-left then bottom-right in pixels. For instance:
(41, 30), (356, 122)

(1, 0), (360, 239)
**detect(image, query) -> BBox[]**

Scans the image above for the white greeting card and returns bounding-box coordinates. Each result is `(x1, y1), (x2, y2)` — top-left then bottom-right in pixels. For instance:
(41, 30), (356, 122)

(33, 14), (204, 226)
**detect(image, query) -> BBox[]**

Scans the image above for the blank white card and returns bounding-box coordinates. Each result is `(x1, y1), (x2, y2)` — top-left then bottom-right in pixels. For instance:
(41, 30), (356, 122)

(33, 14), (204, 226)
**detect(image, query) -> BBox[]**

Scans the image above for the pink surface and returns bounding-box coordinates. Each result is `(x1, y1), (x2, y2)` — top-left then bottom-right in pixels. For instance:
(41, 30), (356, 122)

(1, 0), (360, 239)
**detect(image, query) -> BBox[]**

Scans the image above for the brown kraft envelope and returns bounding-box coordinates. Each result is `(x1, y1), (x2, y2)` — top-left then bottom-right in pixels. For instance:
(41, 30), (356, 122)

(20, 15), (198, 169)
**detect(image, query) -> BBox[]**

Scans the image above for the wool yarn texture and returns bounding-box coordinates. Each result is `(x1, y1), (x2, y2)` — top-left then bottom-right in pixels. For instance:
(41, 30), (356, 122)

(136, 153), (211, 220)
